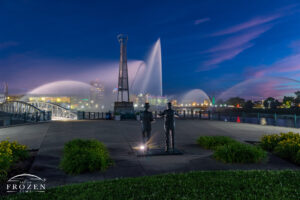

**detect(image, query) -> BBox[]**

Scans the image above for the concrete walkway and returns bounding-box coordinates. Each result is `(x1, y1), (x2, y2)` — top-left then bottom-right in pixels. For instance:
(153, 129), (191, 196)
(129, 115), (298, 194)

(0, 120), (299, 187)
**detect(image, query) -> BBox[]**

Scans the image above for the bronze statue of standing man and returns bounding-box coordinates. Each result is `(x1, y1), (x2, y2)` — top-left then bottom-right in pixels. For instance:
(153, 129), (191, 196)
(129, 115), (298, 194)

(140, 103), (154, 151)
(159, 102), (179, 152)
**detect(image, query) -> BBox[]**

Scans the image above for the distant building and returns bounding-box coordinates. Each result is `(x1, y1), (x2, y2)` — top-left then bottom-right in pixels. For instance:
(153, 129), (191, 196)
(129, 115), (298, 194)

(0, 82), (8, 103)
(132, 93), (168, 110)
(90, 79), (104, 101)
(6, 95), (24, 102)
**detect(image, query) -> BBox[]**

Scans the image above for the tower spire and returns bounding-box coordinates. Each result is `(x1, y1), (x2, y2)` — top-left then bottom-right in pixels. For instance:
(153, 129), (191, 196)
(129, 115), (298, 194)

(117, 34), (129, 102)
(4, 82), (8, 102)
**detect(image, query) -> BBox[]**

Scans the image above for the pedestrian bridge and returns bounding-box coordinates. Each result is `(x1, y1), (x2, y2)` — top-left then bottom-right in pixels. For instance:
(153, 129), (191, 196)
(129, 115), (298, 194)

(0, 101), (51, 122)
(29, 102), (77, 120)
(0, 101), (77, 121)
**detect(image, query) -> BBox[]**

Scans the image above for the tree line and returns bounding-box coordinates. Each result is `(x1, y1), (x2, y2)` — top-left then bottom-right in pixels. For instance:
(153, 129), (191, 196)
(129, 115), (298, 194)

(218, 91), (300, 110)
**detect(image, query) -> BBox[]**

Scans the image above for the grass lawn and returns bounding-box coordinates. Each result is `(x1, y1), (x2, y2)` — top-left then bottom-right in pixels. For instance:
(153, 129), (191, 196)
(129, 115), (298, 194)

(4, 170), (300, 200)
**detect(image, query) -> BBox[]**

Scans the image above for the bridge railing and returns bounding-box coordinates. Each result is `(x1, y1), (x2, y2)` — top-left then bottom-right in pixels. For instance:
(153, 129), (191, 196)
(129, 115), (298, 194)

(77, 111), (109, 120)
(0, 101), (52, 124)
(29, 102), (77, 120)
(174, 110), (300, 128)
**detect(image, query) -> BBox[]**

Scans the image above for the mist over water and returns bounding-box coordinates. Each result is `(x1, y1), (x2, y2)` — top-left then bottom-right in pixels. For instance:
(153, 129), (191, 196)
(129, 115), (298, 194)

(26, 80), (92, 96)
(218, 77), (300, 100)
(21, 39), (164, 111)
(179, 89), (211, 104)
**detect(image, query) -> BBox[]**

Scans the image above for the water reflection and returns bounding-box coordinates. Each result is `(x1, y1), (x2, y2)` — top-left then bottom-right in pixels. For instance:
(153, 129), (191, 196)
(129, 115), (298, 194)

(260, 118), (267, 125)
(210, 113), (299, 128)
(236, 116), (241, 123)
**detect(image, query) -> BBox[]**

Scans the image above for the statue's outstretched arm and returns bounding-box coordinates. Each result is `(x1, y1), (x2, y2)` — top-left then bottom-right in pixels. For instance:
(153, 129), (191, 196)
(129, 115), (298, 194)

(158, 110), (165, 117)
(150, 113), (155, 123)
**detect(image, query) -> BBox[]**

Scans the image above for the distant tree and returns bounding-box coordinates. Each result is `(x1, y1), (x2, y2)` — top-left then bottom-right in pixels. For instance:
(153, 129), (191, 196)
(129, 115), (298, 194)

(295, 91), (300, 106)
(216, 99), (225, 105)
(253, 101), (263, 108)
(226, 97), (245, 107)
(244, 100), (254, 110)
(295, 91), (300, 98)
(283, 96), (295, 108)
(263, 97), (280, 109)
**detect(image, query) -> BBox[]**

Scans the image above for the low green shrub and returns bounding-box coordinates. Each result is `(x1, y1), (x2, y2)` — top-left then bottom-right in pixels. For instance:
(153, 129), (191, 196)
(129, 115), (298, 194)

(0, 140), (29, 179)
(60, 139), (112, 175)
(261, 132), (300, 165)
(0, 153), (12, 172)
(261, 132), (300, 151)
(274, 139), (300, 160)
(260, 134), (281, 151)
(295, 150), (300, 165)
(213, 142), (267, 163)
(0, 169), (7, 183)
(197, 136), (237, 150)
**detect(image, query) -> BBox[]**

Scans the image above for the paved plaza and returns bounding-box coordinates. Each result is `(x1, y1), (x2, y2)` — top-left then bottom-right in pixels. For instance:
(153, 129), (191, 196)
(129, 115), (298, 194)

(0, 120), (299, 187)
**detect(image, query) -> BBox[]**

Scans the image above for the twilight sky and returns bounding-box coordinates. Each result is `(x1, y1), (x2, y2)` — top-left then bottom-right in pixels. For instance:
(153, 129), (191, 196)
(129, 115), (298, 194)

(1, 0), (300, 100)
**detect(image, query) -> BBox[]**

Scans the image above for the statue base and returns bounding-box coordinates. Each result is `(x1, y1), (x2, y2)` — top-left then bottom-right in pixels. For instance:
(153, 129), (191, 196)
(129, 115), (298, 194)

(114, 101), (134, 114)
(136, 148), (183, 157)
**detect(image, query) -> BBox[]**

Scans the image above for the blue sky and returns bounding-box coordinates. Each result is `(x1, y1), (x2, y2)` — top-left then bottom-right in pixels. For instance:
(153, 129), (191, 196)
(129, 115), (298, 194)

(1, 0), (300, 99)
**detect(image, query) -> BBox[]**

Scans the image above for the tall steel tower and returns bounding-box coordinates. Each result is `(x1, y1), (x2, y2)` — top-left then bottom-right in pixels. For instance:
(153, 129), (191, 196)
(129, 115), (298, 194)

(114, 34), (134, 115)
(117, 34), (129, 102)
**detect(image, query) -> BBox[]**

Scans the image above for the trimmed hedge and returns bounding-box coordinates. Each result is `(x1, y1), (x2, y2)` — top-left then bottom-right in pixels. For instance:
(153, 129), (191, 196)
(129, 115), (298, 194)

(197, 136), (236, 150)
(214, 142), (267, 163)
(261, 132), (300, 165)
(197, 136), (267, 163)
(5, 170), (300, 200)
(60, 139), (112, 175)
(0, 140), (29, 181)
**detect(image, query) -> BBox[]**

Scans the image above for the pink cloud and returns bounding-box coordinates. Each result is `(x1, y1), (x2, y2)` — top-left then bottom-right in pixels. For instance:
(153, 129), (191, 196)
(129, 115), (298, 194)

(218, 77), (298, 100)
(194, 18), (210, 25)
(254, 54), (300, 77)
(198, 43), (253, 71)
(0, 41), (18, 50)
(199, 18), (274, 71)
(289, 40), (300, 52)
(226, 51), (300, 99)
(205, 26), (271, 53)
(211, 14), (281, 36)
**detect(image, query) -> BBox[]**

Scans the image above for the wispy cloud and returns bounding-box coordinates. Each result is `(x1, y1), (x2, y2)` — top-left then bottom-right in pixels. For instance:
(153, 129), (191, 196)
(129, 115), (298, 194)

(205, 26), (271, 53)
(289, 40), (300, 52)
(194, 18), (210, 25)
(252, 53), (300, 78)
(210, 4), (298, 37)
(0, 41), (18, 50)
(211, 14), (281, 36)
(199, 43), (253, 71)
(220, 46), (300, 100)
(218, 77), (299, 100)
(198, 26), (270, 71)
(198, 12), (283, 71)
(197, 5), (298, 71)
